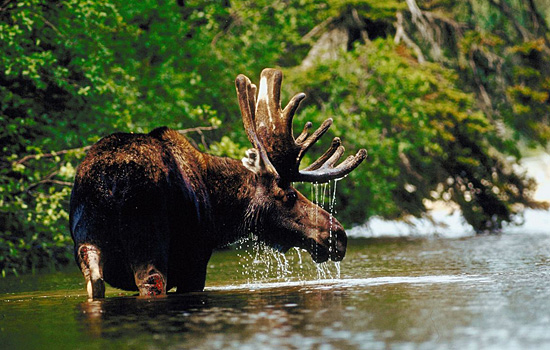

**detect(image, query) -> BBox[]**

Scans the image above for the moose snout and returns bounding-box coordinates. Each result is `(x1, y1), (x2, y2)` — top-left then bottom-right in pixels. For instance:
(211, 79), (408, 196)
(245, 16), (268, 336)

(329, 224), (347, 262)
(302, 212), (348, 263)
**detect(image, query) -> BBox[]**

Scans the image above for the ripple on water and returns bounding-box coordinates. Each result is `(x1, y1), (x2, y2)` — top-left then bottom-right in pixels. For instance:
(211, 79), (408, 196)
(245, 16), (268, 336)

(206, 274), (491, 292)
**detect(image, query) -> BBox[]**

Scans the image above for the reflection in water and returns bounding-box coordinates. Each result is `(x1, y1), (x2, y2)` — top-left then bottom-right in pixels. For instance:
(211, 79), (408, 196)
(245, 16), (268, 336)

(75, 274), (487, 349)
(79, 301), (103, 338)
(76, 288), (349, 348)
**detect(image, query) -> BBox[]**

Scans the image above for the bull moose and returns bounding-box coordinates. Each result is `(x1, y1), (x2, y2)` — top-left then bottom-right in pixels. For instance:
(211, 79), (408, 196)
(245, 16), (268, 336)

(70, 69), (367, 299)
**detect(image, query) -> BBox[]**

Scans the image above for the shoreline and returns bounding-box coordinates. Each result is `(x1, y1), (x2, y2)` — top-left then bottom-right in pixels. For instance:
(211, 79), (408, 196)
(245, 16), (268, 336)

(350, 153), (550, 238)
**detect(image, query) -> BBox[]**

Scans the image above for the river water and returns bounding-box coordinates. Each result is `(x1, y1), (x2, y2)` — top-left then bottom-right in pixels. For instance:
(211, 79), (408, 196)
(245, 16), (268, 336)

(2, 228), (550, 350)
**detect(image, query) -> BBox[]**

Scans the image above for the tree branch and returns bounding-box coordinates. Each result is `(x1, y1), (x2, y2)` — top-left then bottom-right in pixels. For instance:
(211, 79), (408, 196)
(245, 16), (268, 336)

(15, 146), (92, 165)
(525, 0), (550, 49)
(302, 16), (335, 43)
(487, 0), (532, 42)
(405, 0), (444, 61)
(13, 125), (219, 166)
(394, 12), (426, 63)
(177, 125), (219, 134)
(0, 0), (13, 12)
(211, 19), (235, 48)
(26, 179), (74, 192)
(487, 0), (550, 56)
(35, 12), (66, 39)
(24, 170), (73, 192)
(351, 8), (370, 44)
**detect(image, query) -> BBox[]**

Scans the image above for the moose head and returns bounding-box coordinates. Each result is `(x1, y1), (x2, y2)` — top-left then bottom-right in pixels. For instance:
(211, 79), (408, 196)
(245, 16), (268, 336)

(235, 69), (367, 263)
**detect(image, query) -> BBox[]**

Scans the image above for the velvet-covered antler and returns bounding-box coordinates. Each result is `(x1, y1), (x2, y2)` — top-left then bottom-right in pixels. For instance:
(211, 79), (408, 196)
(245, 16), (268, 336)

(236, 68), (367, 184)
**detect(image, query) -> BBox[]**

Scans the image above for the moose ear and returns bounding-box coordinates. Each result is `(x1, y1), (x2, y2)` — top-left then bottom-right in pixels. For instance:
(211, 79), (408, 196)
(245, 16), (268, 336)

(242, 148), (262, 174)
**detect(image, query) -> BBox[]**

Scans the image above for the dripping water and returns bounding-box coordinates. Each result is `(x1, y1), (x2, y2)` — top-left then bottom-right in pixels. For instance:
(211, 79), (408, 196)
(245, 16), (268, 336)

(233, 179), (343, 285)
(322, 182), (329, 209)
(334, 261), (341, 279)
(315, 261), (341, 280)
(328, 179), (339, 258)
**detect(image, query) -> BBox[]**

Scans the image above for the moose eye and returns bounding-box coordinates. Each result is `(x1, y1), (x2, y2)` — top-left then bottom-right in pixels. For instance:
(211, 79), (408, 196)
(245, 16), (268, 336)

(285, 190), (298, 207)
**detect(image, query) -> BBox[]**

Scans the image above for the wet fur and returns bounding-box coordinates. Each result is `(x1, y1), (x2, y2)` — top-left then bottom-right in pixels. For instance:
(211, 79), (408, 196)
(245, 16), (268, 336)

(70, 127), (255, 295)
(70, 126), (346, 298)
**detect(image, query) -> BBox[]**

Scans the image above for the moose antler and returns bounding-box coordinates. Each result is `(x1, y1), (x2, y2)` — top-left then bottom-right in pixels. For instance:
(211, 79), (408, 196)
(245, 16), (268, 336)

(236, 68), (367, 184)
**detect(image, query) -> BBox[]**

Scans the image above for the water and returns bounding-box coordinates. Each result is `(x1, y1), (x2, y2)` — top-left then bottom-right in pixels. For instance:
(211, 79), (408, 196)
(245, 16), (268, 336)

(2, 230), (550, 349)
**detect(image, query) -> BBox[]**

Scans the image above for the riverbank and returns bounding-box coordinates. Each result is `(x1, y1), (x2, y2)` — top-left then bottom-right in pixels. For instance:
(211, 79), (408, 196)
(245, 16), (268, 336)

(350, 153), (550, 238)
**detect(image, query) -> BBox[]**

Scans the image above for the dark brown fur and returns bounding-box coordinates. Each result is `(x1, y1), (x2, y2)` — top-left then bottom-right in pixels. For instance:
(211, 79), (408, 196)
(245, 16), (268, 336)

(70, 127), (347, 298)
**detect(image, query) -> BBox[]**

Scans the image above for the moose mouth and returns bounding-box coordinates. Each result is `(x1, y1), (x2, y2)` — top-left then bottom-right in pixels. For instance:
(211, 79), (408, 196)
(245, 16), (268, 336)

(264, 225), (347, 263)
(301, 229), (347, 263)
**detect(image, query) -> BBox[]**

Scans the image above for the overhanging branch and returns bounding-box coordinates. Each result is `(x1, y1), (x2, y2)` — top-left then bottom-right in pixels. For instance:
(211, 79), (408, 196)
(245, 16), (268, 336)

(13, 125), (219, 166)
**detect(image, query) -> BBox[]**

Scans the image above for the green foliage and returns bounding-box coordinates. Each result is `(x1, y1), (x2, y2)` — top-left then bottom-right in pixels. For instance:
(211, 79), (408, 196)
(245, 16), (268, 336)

(415, 0), (550, 146)
(505, 38), (550, 144)
(287, 39), (545, 229)
(0, 0), (131, 275)
(1, 153), (78, 276)
(325, 0), (406, 21)
(1, 0), (548, 275)
(0, 0), (328, 274)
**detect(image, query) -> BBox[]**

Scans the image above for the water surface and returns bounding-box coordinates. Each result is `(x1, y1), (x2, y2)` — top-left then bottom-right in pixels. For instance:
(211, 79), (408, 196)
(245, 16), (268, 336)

(2, 231), (550, 349)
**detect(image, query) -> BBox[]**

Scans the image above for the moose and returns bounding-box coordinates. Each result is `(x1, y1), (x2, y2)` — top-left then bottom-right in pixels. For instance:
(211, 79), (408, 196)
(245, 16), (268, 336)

(70, 69), (367, 299)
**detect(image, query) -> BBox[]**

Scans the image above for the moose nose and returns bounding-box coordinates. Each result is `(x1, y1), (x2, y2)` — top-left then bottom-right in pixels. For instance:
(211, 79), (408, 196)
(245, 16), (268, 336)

(329, 225), (347, 262)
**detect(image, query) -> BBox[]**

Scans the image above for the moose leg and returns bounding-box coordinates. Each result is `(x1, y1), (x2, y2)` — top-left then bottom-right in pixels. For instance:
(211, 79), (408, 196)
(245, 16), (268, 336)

(133, 264), (167, 297)
(171, 249), (212, 293)
(77, 244), (105, 300)
(126, 229), (169, 296)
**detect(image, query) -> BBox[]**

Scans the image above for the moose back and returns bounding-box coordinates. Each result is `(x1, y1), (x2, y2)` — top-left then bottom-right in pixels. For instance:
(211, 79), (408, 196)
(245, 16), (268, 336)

(70, 69), (366, 299)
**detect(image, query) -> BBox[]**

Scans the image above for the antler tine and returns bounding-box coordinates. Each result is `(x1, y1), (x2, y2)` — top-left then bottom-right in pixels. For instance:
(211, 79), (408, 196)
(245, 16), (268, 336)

(297, 148), (368, 183)
(302, 137), (342, 172)
(283, 92), (307, 136)
(248, 83), (257, 121)
(236, 74), (278, 177)
(257, 68), (283, 118)
(296, 118), (333, 161)
(236, 74), (257, 147)
(296, 122), (313, 144)
(283, 92), (307, 118)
